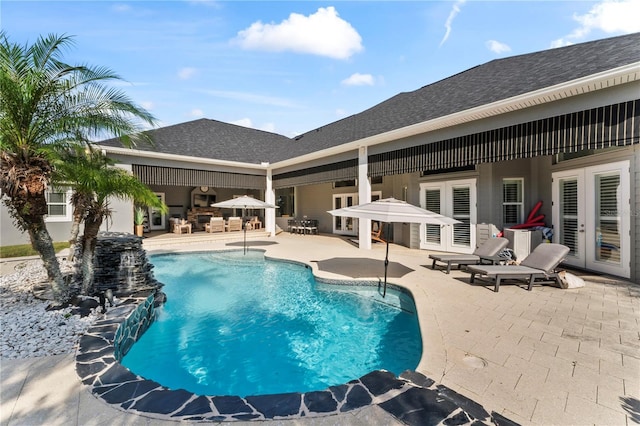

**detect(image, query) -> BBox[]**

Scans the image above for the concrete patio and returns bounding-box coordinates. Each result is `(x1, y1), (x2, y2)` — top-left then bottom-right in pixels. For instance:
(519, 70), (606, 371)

(1, 232), (639, 425)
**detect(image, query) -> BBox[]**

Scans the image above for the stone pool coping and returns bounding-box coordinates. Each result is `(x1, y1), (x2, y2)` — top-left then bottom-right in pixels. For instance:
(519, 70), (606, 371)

(75, 250), (516, 424)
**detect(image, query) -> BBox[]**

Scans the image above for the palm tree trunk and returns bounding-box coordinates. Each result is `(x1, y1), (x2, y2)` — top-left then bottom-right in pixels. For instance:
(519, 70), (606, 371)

(27, 217), (69, 302)
(0, 161), (70, 304)
(68, 205), (86, 262)
(80, 214), (103, 295)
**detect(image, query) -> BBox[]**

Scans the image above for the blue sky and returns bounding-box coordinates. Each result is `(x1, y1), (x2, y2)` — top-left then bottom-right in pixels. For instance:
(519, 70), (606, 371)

(2, 0), (639, 137)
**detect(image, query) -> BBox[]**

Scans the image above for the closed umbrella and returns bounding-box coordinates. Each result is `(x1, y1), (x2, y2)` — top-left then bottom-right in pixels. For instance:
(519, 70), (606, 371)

(211, 196), (277, 254)
(328, 197), (460, 296)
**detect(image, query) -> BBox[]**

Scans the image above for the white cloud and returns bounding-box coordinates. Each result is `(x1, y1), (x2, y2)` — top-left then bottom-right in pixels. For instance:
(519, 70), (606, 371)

(335, 108), (348, 117)
(178, 67), (198, 80)
(187, 0), (220, 7)
(550, 39), (574, 49)
(231, 118), (276, 133)
(112, 4), (132, 13)
(440, 0), (466, 47)
(551, 0), (640, 47)
(341, 73), (375, 86)
(260, 123), (276, 133)
(234, 7), (363, 60)
(485, 40), (511, 54)
(140, 101), (154, 110)
(189, 109), (205, 118)
(231, 118), (253, 128)
(203, 89), (297, 108)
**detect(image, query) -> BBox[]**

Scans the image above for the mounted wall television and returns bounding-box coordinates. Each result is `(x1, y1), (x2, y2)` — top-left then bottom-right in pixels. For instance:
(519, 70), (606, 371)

(194, 194), (216, 207)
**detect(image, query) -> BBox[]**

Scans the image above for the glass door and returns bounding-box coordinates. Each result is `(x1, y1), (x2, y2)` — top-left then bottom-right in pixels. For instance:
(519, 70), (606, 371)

(552, 161), (630, 278)
(420, 179), (476, 253)
(332, 193), (358, 235)
(553, 171), (585, 268)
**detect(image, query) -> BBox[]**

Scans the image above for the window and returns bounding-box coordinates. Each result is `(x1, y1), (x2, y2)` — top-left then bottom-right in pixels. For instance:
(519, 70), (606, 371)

(421, 165), (475, 176)
(275, 187), (295, 217)
(502, 178), (523, 225)
(45, 187), (72, 222)
(333, 179), (356, 188)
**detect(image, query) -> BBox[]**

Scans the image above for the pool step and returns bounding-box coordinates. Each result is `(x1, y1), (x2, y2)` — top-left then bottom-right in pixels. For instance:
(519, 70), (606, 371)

(142, 230), (271, 249)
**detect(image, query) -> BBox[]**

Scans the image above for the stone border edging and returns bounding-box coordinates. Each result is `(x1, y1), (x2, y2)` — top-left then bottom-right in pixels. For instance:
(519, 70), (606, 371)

(75, 250), (517, 425)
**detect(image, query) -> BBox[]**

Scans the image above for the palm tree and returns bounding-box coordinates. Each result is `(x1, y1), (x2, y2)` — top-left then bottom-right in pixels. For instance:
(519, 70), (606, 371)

(54, 147), (166, 294)
(0, 32), (156, 303)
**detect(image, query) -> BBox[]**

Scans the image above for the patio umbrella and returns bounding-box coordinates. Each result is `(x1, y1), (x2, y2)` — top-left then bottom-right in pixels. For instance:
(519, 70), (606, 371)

(211, 195), (277, 254)
(328, 197), (460, 296)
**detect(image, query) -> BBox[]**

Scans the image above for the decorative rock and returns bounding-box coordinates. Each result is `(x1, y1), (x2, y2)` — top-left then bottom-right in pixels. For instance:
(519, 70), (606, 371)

(74, 232), (162, 297)
(0, 231), (162, 361)
(0, 259), (98, 359)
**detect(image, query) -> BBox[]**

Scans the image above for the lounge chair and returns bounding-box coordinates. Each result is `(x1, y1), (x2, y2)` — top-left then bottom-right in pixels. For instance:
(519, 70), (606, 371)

(466, 243), (570, 292)
(429, 237), (509, 274)
(226, 217), (242, 232)
(372, 222), (385, 243)
(205, 217), (224, 233)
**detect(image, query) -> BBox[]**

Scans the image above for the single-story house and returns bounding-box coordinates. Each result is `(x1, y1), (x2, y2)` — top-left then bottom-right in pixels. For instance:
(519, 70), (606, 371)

(2, 32), (639, 282)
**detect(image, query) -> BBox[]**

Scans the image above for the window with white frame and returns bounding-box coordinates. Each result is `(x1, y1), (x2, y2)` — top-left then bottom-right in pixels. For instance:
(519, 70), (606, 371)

(45, 187), (72, 222)
(502, 178), (523, 226)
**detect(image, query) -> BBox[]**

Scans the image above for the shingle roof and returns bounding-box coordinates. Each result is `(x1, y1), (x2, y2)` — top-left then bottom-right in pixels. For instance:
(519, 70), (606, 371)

(102, 32), (640, 164)
(289, 32), (640, 157)
(101, 119), (292, 165)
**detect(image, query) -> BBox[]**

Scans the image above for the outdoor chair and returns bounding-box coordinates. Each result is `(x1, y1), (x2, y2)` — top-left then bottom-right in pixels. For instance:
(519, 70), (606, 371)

(205, 217), (224, 233)
(287, 219), (299, 234)
(302, 219), (318, 235)
(248, 216), (262, 230)
(169, 217), (180, 233)
(173, 219), (192, 234)
(466, 243), (570, 292)
(429, 237), (509, 274)
(226, 217), (242, 232)
(371, 221), (385, 243)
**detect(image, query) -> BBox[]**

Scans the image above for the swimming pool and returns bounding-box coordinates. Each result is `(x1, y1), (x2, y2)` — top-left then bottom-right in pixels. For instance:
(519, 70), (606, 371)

(121, 251), (422, 397)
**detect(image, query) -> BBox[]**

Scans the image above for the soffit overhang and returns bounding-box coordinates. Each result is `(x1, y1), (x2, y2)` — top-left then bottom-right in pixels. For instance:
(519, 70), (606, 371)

(97, 145), (268, 173)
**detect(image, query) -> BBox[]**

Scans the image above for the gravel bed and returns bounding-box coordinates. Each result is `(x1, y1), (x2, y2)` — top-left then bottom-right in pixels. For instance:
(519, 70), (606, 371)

(0, 260), (99, 359)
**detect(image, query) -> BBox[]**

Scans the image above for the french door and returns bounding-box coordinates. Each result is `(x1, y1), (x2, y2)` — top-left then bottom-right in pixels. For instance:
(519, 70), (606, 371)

(552, 161), (630, 278)
(332, 193), (358, 235)
(420, 179), (477, 253)
(331, 191), (382, 236)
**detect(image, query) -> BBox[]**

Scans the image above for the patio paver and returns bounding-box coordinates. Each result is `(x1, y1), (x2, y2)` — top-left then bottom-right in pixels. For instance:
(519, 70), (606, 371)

(1, 232), (638, 425)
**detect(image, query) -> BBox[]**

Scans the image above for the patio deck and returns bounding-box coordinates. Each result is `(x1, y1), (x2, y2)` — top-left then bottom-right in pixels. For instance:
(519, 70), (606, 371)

(1, 233), (639, 425)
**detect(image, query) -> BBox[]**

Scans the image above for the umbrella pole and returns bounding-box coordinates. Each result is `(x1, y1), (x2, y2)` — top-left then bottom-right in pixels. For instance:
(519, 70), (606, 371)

(243, 208), (247, 255)
(383, 223), (390, 298)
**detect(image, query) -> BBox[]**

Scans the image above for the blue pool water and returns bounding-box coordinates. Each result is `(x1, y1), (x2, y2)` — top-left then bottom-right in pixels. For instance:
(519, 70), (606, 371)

(121, 251), (422, 397)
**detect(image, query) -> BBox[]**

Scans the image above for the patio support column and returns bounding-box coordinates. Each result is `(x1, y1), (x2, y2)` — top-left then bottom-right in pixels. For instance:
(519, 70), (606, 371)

(358, 146), (372, 250)
(263, 164), (276, 236)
